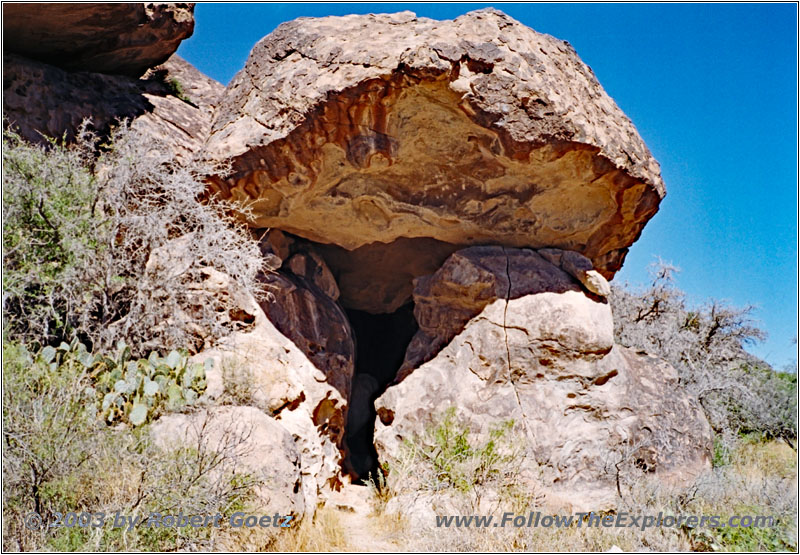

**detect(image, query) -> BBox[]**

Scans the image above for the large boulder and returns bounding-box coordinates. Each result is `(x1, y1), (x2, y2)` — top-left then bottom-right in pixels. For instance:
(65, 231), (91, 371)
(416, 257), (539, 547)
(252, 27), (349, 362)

(150, 406), (305, 518)
(3, 3), (194, 76)
(204, 9), (665, 313)
(398, 245), (611, 377)
(192, 238), (355, 510)
(374, 247), (712, 511)
(3, 53), (222, 159)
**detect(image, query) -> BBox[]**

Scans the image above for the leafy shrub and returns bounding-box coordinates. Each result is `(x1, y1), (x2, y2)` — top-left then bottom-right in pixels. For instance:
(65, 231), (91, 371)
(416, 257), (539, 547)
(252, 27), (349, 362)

(2, 122), (265, 357)
(398, 407), (520, 494)
(709, 518), (795, 552)
(2, 340), (260, 551)
(2, 128), (96, 344)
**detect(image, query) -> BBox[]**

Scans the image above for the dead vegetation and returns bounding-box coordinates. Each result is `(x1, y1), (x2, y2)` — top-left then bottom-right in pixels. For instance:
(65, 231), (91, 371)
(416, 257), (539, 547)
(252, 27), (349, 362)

(2, 121), (265, 358)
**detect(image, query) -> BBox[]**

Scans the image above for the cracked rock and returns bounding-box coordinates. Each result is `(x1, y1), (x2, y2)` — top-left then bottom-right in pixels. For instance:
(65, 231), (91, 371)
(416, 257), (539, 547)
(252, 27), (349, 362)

(374, 246), (712, 511)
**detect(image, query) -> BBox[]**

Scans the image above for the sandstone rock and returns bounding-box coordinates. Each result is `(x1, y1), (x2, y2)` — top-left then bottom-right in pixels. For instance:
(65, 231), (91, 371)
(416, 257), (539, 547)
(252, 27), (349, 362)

(135, 55), (225, 159)
(204, 8), (665, 314)
(150, 406), (305, 517)
(314, 238), (461, 314)
(255, 228), (294, 269)
(538, 247), (611, 297)
(4, 3), (194, 76)
(259, 264), (354, 401)
(3, 53), (222, 160)
(374, 246), (712, 511)
(192, 253), (354, 509)
(4, 52), (154, 143)
(286, 251), (341, 301)
(399, 245), (610, 376)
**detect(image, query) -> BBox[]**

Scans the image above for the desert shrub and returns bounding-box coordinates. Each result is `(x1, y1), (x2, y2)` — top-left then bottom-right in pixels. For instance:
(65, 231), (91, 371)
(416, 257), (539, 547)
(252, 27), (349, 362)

(610, 261), (797, 447)
(378, 407), (532, 517)
(2, 122), (264, 357)
(401, 407), (519, 494)
(2, 128), (96, 344)
(166, 77), (193, 104)
(2, 340), (261, 551)
(219, 355), (256, 406)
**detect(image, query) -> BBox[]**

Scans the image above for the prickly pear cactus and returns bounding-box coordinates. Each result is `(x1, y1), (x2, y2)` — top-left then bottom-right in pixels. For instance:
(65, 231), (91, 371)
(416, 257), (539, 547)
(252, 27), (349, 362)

(40, 338), (209, 427)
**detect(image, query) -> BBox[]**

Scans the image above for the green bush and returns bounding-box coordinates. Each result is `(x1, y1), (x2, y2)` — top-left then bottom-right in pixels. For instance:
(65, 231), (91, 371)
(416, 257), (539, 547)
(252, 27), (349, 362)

(705, 510), (795, 552)
(165, 77), (193, 104)
(403, 407), (517, 493)
(2, 128), (97, 345)
(2, 340), (258, 551)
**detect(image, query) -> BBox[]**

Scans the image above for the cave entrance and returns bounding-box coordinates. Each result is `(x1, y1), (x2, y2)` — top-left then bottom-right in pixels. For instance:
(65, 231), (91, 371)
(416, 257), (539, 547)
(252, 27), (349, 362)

(344, 303), (418, 481)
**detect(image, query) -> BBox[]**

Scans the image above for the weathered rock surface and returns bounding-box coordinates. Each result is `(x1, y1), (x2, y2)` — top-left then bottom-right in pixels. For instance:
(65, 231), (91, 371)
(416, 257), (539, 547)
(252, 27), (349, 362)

(150, 405), (305, 517)
(136, 236), (258, 354)
(204, 8), (665, 316)
(398, 245), (610, 377)
(136, 55), (225, 159)
(315, 238), (461, 313)
(3, 53), (222, 159)
(259, 257), (354, 402)
(374, 246), (712, 510)
(192, 244), (354, 509)
(3, 3), (194, 76)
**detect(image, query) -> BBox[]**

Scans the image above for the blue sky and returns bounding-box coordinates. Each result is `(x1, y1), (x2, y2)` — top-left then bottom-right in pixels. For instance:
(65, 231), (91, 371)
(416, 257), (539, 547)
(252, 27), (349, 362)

(178, 3), (798, 368)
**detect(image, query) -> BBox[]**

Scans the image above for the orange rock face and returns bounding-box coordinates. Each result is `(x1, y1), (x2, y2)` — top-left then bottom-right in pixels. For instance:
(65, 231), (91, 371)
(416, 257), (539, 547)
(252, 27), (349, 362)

(204, 9), (665, 312)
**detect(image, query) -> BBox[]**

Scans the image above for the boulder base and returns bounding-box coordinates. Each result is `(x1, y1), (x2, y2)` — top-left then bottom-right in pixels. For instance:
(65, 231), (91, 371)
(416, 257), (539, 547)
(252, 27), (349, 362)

(375, 247), (712, 510)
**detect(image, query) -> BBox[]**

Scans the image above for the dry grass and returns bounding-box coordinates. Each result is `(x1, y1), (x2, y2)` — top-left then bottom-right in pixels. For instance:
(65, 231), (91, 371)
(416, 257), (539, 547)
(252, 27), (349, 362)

(371, 439), (797, 552)
(267, 506), (350, 552)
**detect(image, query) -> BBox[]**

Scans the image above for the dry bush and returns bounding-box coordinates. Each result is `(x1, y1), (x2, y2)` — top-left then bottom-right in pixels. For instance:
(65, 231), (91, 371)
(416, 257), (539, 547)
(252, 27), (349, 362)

(2, 122), (265, 357)
(610, 260), (797, 448)
(384, 439), (796, 552)
(219, 355), (257, 406)
(371, 402), (796, 552)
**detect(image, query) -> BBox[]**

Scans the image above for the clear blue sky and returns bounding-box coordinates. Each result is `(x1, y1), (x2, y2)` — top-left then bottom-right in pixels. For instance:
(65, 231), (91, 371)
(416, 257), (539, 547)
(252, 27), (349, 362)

(178, 3), (798, 369)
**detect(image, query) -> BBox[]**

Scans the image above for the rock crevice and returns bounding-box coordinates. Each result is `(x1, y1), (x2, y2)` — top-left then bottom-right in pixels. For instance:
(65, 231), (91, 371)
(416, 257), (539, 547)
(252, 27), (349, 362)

(374, 246), (713, 511)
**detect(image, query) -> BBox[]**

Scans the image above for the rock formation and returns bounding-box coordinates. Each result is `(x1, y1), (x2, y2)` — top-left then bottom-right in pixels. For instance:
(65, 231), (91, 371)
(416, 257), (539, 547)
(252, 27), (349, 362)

(3, 6), (715, 516)
(4, 3), (195, 75)
(3, 4), (216, 159)
(373, 246), (712, 510)
(204, 8), (664, 314)
(195, 8), (709, 510)
(189, 232), (355, 510)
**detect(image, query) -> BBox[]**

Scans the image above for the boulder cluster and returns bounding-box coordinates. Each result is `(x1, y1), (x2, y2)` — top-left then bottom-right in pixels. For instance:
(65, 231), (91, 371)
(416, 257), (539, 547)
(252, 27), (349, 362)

(4, 4), (712, 517)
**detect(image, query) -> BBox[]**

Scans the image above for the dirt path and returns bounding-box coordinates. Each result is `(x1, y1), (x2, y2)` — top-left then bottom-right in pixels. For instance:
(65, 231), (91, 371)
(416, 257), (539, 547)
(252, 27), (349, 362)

(324, 483), (402, 552)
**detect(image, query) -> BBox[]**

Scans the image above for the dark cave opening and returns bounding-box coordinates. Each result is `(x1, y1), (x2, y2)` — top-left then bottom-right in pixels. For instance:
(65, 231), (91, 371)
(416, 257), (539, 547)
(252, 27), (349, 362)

(343, 303), (418, 481)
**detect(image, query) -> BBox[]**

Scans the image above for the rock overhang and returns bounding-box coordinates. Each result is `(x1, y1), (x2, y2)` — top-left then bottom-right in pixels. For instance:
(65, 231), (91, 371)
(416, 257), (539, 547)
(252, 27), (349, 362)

(203, 8), (666, 312)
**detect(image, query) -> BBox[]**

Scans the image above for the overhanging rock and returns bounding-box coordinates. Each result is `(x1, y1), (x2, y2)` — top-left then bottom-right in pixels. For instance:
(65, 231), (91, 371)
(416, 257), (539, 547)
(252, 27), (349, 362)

(203, 9), (665, 312)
